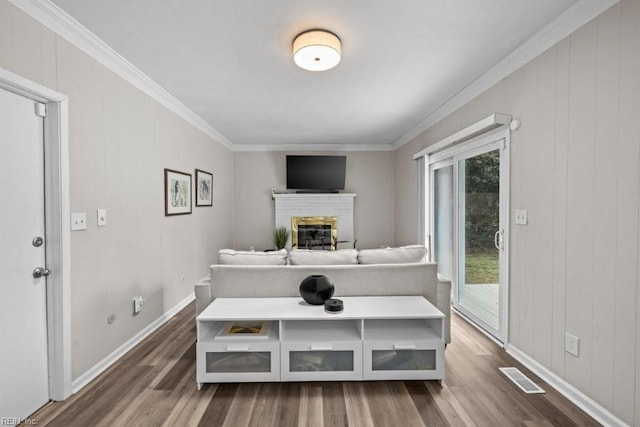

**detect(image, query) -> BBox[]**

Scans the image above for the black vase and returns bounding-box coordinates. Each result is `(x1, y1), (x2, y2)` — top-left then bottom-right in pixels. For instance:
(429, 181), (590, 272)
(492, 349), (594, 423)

(299, 275), (335, 305)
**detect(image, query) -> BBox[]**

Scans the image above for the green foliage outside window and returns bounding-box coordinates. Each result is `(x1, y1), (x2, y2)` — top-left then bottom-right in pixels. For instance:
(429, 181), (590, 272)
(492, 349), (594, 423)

(464, 150), (499, 284)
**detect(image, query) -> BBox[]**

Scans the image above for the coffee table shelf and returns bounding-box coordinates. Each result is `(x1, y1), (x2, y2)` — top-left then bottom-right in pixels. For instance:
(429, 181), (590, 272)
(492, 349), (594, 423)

(196, 296), (445, 388)
(282, 319), (361, 342)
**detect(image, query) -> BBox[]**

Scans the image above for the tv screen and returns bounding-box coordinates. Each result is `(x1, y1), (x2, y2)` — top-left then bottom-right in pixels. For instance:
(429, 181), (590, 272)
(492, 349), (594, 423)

(286, 155), (346, 191)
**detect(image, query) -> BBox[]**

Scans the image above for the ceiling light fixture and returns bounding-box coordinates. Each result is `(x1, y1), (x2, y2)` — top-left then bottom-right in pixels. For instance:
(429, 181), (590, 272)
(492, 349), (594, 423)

(293, 30), (341, 72)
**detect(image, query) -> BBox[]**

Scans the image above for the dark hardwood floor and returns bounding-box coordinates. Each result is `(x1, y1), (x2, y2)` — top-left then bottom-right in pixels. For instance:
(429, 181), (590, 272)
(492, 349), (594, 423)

(30, 303), (601, 426)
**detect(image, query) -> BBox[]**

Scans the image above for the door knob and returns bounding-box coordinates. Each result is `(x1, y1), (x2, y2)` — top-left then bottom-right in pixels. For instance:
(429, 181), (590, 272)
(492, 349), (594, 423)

(33, 267), (51, 278)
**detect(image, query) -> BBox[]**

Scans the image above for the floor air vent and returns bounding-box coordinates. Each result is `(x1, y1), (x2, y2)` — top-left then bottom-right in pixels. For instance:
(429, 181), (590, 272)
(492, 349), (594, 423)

(499, 367), (545, 394)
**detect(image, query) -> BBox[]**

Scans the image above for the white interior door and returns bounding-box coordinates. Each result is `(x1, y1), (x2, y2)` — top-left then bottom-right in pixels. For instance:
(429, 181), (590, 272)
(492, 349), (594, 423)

(0, 88), (50, 423)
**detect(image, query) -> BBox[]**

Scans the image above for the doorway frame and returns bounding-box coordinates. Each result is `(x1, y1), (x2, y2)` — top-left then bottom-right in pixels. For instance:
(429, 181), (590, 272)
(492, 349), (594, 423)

(444, 135), (509, 342)
(0, 67), (72, 400)
(416, 118), (511, 346)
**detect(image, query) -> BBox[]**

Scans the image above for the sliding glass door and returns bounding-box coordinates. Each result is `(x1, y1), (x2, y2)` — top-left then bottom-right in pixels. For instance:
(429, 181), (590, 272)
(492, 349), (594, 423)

(428, 131), (508, 342)
(457, 148), (501, 332)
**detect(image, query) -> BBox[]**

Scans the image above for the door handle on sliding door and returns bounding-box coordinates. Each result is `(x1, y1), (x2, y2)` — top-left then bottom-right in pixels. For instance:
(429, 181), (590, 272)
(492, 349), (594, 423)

(494, 230), (503, 251)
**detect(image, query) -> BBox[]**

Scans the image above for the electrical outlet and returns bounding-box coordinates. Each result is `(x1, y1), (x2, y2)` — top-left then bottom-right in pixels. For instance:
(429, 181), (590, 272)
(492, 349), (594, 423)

(133, 296), (145, 315)
(565, 332), (579, 357)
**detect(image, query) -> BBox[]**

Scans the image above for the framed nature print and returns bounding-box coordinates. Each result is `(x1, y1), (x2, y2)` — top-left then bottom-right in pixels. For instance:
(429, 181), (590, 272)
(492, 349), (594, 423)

(164, 169), (192, 216)
(195, 169), (213, 207)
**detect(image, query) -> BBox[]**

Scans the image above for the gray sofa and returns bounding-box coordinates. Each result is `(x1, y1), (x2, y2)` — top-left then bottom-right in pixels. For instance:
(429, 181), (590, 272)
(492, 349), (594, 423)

(194, 247), (452, 343)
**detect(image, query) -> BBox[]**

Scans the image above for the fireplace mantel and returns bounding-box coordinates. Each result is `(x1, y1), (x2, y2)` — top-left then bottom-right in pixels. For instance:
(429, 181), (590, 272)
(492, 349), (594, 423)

(273, 193), (356, 249)
(272, 193), (356, 199)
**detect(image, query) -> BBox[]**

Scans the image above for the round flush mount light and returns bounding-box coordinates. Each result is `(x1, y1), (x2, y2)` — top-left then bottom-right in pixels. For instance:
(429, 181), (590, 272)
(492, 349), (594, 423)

(293, 30), (341, 72)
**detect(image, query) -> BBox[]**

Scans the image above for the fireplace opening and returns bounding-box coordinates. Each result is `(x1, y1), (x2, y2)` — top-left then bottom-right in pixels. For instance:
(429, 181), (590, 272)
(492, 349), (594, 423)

(297, 224), (332, 250)
(291, 216), (338, 250)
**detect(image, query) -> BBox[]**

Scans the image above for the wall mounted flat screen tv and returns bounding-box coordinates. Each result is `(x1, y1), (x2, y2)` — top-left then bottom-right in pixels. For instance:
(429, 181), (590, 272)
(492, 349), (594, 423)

(286, 155), (346, 191)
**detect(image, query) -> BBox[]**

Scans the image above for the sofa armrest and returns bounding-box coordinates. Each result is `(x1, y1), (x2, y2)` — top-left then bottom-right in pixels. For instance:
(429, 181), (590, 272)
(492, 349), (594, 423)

(194, 274), (212, 316)
(436, 276), (452, 343)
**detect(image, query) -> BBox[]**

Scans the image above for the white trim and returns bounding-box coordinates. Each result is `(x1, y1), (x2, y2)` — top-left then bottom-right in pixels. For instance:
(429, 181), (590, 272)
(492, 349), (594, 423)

(0, 66), (72, 401)
(417, 156), (426, 246)
(413, 114), (512, 159)
(394, 0), (620, 150)
(233, 143), (393, 152)
(500, 131), (510, 347)
(44, 97), (72, 401)
(447, 132), (509, 343)
(0, 65), (64, 102)
(506, 345), (628, 427)
(71, 292), (196, 393)
(427, 125), (509, 165)
(8, 0), (235, 150)
(421, 122), (510, 344)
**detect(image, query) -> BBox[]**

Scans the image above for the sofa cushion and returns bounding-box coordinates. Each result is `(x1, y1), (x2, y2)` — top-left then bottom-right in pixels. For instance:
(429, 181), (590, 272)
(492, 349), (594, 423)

(288, 249), (358, 265)
(357, 245), (427, 264)
(218, 249), (288, 265)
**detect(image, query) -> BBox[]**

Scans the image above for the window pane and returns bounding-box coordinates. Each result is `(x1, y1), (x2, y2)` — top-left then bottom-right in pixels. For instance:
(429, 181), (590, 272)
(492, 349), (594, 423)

(458, 150), (500, 330)
(434, 166), (453, 280)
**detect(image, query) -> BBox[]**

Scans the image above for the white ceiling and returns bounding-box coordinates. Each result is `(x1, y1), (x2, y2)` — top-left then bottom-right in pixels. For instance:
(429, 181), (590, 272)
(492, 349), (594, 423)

(50, 0), (577, 148)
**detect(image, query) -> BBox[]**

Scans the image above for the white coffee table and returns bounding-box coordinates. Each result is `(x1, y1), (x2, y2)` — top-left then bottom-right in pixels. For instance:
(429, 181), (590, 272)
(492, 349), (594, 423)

(196, 296), (445, 389)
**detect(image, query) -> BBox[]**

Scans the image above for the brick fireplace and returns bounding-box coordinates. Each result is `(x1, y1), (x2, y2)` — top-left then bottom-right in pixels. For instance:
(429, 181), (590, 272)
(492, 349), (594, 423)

(273, 193), (355, 250)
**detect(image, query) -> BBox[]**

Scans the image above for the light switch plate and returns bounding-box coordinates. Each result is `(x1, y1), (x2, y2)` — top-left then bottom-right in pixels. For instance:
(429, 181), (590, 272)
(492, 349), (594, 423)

(97, 209), (107, 226)
(515, 209), (528, 225)
(71, 212), (87, 231)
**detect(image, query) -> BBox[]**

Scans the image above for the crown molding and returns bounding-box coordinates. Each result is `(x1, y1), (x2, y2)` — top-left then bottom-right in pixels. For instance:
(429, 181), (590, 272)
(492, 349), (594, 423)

(9, 0), (235, 150)
(391, 0), (620, 151)
(233, 143), (394, 152)
(10, 0), (619, 154)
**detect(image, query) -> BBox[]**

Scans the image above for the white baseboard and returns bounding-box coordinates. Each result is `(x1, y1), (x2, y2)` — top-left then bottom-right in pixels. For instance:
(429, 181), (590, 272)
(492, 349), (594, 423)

(506, 345), (628, 427)
(71, 292), (195, 394)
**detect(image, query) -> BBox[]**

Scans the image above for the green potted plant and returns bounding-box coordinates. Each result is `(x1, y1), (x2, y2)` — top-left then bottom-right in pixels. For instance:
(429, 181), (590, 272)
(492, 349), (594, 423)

(273, 226), (290, 250)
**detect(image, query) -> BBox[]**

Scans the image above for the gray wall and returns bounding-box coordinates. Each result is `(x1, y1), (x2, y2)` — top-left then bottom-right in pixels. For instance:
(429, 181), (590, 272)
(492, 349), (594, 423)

(0, 1), (234, 379)
(395, 2), (640, 424)
(233, 151), (395, 250)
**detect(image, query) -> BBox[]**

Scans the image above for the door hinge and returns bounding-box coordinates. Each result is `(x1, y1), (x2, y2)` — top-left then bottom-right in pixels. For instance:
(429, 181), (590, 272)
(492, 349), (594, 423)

(35, 102), (46, 117)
